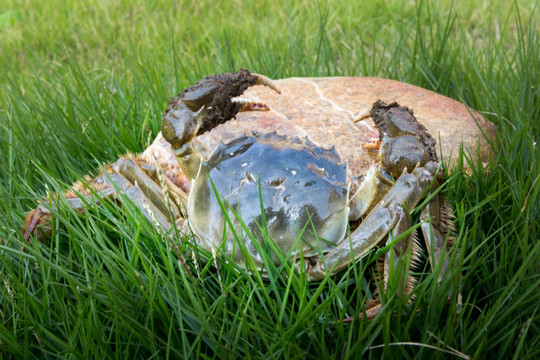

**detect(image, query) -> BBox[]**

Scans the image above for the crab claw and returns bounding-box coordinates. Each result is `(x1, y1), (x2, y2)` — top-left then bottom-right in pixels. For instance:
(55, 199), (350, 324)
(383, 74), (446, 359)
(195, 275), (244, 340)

(370, 100), (437, 179)
(162, 69), (280, 150)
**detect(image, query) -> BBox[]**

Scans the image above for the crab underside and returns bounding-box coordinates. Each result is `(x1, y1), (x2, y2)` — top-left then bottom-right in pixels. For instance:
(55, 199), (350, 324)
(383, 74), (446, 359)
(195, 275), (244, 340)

(23, 69), (456, 319)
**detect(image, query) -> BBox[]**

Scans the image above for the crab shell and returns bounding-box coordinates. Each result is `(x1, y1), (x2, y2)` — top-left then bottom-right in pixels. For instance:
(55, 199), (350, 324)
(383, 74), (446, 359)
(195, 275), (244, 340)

(188, 132), (350, 266)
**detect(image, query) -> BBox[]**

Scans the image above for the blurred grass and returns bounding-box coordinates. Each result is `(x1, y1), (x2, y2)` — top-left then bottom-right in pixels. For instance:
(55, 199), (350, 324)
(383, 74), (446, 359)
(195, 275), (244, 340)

(0, 0), (539, 358)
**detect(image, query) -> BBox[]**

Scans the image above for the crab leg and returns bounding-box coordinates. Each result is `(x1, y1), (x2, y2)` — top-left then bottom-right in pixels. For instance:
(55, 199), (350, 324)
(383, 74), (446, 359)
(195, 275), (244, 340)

(23, 156), (189, 241)
(114, 159), (181, 218)
(347, 203), (419, 321)
(106, 172), (176, 232)
(384, 212), (419, 292)
(341, 210), (420, 322)
(419, 179), (455, 282)
(307, 165), (435, 281)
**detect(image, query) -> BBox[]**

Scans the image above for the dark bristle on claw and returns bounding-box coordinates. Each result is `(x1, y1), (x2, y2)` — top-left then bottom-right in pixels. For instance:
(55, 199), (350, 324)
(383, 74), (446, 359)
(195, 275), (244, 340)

(165, 69), (262, 137)
(370, 100), (438, 162)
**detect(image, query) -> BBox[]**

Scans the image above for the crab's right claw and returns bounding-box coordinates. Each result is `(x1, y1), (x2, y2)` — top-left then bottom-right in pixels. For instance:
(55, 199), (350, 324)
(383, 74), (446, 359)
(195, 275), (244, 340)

(161, 69), (280, 150)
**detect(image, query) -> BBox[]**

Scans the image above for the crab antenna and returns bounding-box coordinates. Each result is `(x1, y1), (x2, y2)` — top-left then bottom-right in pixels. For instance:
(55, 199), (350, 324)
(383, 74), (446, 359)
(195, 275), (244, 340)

(252, 73), (281, 94)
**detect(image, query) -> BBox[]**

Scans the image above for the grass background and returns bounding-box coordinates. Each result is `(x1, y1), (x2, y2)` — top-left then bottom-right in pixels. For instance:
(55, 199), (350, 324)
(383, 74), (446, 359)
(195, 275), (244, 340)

(0, 0), (539, 358)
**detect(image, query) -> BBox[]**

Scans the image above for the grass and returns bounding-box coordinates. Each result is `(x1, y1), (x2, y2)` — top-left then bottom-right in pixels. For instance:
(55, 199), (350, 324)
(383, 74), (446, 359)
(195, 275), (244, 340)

(0, 0), (539, 358)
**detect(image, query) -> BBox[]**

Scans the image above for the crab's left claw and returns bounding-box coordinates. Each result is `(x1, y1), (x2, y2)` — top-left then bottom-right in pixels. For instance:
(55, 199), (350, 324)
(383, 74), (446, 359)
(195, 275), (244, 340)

(162, 69), (280, 149)
(370, 100), (437, 178)
(327, 100), (456, 321)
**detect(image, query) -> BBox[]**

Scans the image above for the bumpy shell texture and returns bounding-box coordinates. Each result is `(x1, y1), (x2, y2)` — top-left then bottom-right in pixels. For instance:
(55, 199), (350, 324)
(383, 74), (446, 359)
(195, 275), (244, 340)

(187, 132), (350, 267)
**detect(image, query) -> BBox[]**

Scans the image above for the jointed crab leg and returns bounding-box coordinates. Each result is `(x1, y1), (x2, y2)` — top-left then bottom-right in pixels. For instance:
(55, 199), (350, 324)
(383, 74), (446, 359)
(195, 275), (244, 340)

(313, 100), (454, 319)
(114, 158), (182, 219)
(341, 210), (418, 322)
(23, 156), (189, 241)
(106, 171), (176, 232)
(307, 166), (435, 281)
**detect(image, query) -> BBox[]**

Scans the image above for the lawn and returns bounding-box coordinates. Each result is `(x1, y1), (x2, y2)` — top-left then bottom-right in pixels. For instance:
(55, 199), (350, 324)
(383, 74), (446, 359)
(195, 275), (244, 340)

(0, 0), (538, 358)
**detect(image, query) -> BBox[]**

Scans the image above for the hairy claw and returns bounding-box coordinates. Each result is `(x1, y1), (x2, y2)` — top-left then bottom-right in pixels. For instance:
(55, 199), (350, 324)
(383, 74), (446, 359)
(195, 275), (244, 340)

(162, 69), (280, 149)
(370, 100), (437, 163)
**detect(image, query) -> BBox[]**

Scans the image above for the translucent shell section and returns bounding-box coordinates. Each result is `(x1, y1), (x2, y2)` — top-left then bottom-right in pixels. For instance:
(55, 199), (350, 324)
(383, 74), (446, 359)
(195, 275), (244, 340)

(188, 132), (349, 267)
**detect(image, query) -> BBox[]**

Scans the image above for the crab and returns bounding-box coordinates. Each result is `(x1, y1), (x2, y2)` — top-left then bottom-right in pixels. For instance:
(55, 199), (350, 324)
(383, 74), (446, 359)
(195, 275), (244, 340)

(24, 69), (455, 319)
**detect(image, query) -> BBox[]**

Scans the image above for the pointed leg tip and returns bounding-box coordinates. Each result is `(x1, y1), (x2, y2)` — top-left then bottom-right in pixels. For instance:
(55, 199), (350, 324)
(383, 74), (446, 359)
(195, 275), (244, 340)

(342, 302), (383, 323)
(252, 73), (281, 94)
(22, 207), (41, 241)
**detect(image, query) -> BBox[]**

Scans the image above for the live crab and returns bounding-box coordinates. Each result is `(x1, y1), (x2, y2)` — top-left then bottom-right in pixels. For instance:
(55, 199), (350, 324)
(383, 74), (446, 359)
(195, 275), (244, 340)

(24, 69), (455, 319)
